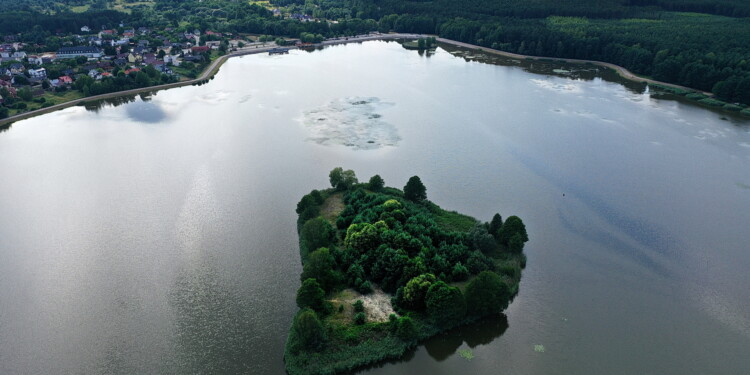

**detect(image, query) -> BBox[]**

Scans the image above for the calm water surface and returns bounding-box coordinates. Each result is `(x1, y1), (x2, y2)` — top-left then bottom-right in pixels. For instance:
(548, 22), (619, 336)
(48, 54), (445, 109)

(1, 41), (749, 374)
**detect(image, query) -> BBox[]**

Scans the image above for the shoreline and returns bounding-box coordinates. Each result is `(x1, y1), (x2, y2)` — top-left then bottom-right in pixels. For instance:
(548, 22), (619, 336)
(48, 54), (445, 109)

(0, 33), (738, 126)
(435, 37), (714, 96)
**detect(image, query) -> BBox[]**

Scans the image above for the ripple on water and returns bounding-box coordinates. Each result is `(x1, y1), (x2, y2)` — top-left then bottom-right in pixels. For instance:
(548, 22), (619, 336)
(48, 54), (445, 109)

(300, 96), (400, 150)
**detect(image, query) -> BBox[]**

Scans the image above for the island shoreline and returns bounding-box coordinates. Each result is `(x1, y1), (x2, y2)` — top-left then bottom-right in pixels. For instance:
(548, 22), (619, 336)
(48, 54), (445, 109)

(0, 33), (733, 127)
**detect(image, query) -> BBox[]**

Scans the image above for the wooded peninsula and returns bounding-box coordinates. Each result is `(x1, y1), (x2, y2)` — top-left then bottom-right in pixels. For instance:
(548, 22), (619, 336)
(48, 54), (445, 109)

(285, 169), (528, 375)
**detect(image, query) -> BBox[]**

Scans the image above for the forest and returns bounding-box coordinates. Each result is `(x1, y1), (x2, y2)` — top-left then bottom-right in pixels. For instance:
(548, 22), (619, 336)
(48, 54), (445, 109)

(285, 169), (527, 375)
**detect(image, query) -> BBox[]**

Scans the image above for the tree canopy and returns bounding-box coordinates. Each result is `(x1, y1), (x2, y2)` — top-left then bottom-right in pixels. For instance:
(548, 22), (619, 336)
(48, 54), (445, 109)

(425, 281), (466, 326)
(403, 176), (426, 202)
(292, 308), (326, 351)
(329, 167), (358, 191)
(465, 271), (512, 317)
(296, 278), (326, 312)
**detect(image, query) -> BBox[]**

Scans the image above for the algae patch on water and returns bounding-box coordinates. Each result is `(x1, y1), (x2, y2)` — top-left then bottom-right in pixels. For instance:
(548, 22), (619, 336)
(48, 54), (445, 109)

(458, 349), (475, 360)
(300, 97), (400, 150)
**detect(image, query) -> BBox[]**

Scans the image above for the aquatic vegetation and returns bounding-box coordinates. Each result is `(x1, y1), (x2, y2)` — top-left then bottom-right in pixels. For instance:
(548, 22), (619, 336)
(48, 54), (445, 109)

(300, 97), (400, 150)
(458, 348), (475, 360)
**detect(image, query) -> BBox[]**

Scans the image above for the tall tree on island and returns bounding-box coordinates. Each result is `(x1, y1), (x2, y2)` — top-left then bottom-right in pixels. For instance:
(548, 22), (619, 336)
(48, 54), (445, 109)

(403, 176), (426, 202)
(329, 167), (358, 190)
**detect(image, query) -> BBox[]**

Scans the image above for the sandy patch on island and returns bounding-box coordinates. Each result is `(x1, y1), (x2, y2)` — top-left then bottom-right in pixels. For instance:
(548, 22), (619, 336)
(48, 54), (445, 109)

(329, 285), (397, 323)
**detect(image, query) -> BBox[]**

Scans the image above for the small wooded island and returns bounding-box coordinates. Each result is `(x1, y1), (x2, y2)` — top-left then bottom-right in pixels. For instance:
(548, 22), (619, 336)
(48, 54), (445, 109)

(285, 168), (528, 375)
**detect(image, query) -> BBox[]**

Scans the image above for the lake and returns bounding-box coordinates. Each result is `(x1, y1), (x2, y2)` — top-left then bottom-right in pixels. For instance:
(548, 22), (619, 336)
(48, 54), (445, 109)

(0, 40), (748, 374)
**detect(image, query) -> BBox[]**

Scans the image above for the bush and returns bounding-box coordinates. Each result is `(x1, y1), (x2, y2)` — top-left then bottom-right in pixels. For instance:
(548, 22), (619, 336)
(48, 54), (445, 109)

(296, 278), (326, 312)
(353, 300), (364, 313)
(299, 217), (334, 260)
(293, 309), (326, 352)
(451, 263), (469, 281)
(356, 280), (372, 294)
(508, 233), (525, 253)
(395, 316), (416, 340)
(723, 103), (743, 111)
(685, 92), (708, 100)
(353, 312), (366, 325)
(301, 248), (338, 291)
(425, 281), (466, 326)
(698, 98), (725, 107)
(465, 271), (511, 317)
(400, 273), (435, 311)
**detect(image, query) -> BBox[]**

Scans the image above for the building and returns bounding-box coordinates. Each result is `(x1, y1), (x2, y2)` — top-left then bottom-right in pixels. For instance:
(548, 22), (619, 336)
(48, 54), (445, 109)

(56, 46), (103, 59)
(9, 63), (24, 74)
(191, 46), (210, 54)
(28, 68), (46, 78)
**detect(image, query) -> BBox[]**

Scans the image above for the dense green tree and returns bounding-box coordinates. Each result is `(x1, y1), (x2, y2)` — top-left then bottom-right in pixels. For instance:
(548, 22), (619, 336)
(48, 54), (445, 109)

(498, 216), (528, 246)
(395, 316), (417, 340)
(300, 248), (338, 291)
(296, 278), (326, 312)
(17, 87), (32, 101)
(293, 308), (326, 351)
(368, 174), (384, 192)
(508, 233), (524, 253)
(470, 224), (497, 254)
(466, 250), (494, 274)
(488, 213), (503, 239)
(299, 217), (334, 259)
(464, 271), (511, 317)
(451, 262), (469, 281)
(135, 71), (151, 87)
(400, 273), (436, 311)
(344, 222), (385, 253)
(329, 167), (358, 190)
(13, 75), (29, 86)
(296, 190), (324, 220)
(425, 281), (466, 326)
(403, 176), (426, 202)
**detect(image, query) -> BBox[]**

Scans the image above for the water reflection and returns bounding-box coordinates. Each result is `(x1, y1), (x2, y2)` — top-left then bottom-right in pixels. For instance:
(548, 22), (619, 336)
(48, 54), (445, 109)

(169, 258), (256, 374)
(81, 95), (138, 112)
(424, 315), (509, 361)
(0, 122), (11, 133)
(80, 92), (157, 113)
(124, 100), (169, 124)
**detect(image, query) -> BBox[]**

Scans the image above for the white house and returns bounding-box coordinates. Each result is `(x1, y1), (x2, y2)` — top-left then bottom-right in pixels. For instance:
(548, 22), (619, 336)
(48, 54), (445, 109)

(57, 46), (103, 59)
(163, 54), (181, 66)
(81, 26), (91, 32)
(27, 55), (43, 65)
(28, 68), (46, 78)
